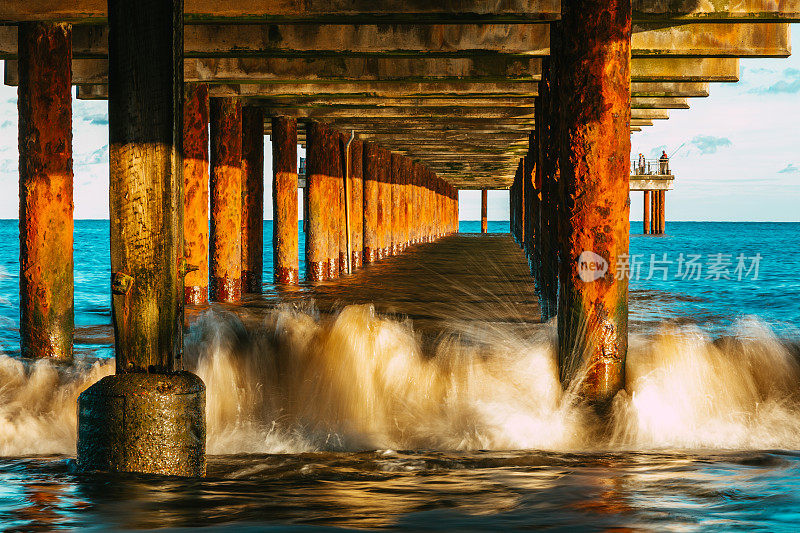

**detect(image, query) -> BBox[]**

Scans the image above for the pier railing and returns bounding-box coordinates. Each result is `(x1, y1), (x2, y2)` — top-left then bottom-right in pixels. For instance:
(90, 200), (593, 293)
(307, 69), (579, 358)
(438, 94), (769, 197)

(632, 158), (671, 176)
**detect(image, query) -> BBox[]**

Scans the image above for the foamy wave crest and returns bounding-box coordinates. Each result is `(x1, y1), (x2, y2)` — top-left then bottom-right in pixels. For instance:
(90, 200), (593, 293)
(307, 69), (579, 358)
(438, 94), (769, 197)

(0, 356), (113, 455)
(0, 307), (799, 456)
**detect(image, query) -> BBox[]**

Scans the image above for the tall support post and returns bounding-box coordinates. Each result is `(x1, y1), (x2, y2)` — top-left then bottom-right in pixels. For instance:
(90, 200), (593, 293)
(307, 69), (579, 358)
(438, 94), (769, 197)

(183, 83), (209, 305)
(455, 186), (459, 234)
(390, 153), (402, 255)
(650, 191), (657, 234)
(557, 1), (632, 406)
(376, 147), (391, 259)
(241, 107), (264, 293)
(526, 130), (540, 273)
(335, 133), (346, 276)
(349, 140), (364, 269)
(509, 179), (515, 238)
(402, 157), (413, 250)
(659, 191), (666, 234)
(209, 98), (243, 302)
(362, 142), (380, 264)
(272, 116), (299, 284)
(643, 190), (651, 235)
(423, 171), (432, 242)
(329, 130), (343, 278)
(18, 22), (74, 361)
(481, 190), (488, 233)
(538, 56), (561, 322)
(78, 0), (205, 476)
(305, 121), (331, 281)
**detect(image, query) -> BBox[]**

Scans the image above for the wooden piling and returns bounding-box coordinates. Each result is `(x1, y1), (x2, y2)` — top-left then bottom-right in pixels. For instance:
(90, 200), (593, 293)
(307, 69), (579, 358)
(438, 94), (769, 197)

(362, 141), (380, 264)
(557, 1), (632, 406)
(241, 107), (264, 293)
(18, 22), (74, 361)
(210, 97), (243, 302)
(389, 153), (402, 255)
(183, 83), (209, 305)
(481, 190), (488, 233)
(659, 190), (666, 234)
(349, 139), (364, 269)
(643, 190), (651, 234)
(337, 133), (349, 275)
(329, 130), (343, 278)
(402, 156), (414, 250)
(78, 0), (205, 477)
(537, 57), (561, 321)
(305, 121), (330, 281)
(272, 116), (299, 284)
(377, 147), (391, 259)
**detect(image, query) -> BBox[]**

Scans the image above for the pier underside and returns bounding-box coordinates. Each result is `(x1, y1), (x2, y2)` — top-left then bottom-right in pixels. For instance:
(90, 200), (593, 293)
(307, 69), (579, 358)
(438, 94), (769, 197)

(203, 233), (541, 344)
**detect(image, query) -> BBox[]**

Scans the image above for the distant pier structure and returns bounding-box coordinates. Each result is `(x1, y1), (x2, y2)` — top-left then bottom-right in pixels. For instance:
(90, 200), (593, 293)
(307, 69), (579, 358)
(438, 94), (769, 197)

(1, 2), (797, 476)
(631, 158), (674, 235)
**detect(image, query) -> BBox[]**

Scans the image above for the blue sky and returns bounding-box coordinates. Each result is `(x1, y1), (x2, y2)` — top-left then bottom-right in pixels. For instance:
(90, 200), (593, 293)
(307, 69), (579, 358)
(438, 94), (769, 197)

(0, 25), (798, 221)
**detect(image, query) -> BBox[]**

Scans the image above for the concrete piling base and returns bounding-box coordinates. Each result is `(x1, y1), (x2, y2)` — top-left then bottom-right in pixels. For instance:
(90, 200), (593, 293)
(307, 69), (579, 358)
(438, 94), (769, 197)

(77, 372), (206, 477)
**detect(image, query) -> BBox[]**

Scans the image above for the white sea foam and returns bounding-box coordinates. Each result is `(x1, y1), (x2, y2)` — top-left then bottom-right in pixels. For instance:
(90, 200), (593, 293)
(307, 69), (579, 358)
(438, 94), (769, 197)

(0, 306), (798, 456)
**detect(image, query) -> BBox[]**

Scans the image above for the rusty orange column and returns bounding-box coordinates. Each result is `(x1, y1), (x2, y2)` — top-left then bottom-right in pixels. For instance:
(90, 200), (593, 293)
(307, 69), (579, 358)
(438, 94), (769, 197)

(362, 142), (380, 263)
(397, 156), (411, 253)
(210, 97), (243, 302)
(643, 190), (651, 235)
(454, 186), (460, 233)
(349, 139), (364, 269)
(480, 189), (488, 233)
(557, 1), (632, 406)
(659, 191), (666, 234)
(305, 121), (331, 281)
(241, 107), (264, 293)
(389, 153), (402, 255)
(272, 116), (299, 284)
(329, 130), (343, 278)
(18, 22), (73, 361)
(410, 163), (420, 244)
(402, 157), (413, 251)
(337, 133), (347, 275)
(183, 84), (209, 305)
(375, 147), (389, 259)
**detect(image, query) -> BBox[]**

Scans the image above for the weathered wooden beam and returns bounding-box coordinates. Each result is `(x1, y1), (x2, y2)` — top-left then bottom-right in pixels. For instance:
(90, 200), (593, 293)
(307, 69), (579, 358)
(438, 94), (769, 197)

(632, 81), (709, 97)
(1, 23), (789, 59)
(76, 80), (710, 100)
(4, 57), (738, 85)
(2, 1), (799, 23)
(262, 106), (538, 119)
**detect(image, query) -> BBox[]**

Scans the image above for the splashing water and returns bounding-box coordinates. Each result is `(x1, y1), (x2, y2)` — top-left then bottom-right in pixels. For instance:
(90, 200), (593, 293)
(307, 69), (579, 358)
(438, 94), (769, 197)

(1, 305), (798, 457)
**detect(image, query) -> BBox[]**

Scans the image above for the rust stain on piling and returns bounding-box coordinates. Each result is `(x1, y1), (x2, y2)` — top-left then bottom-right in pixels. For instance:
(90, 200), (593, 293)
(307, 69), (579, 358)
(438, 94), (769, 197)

(362, 141), (380, 264)
(183, 83), (209, 305)
(557, 1), (632, 406)
(390, 153), (402, 256)
(210, 98), (243, 302)
(328, 130), (342, 279)
(377, 147), (392, 259)
(349, 139), (364, 269)
(18, 22), (74, 361)
(305, 121), (342, 281)
(241, 107), (264, 293)
(272, 116), (299, 284)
